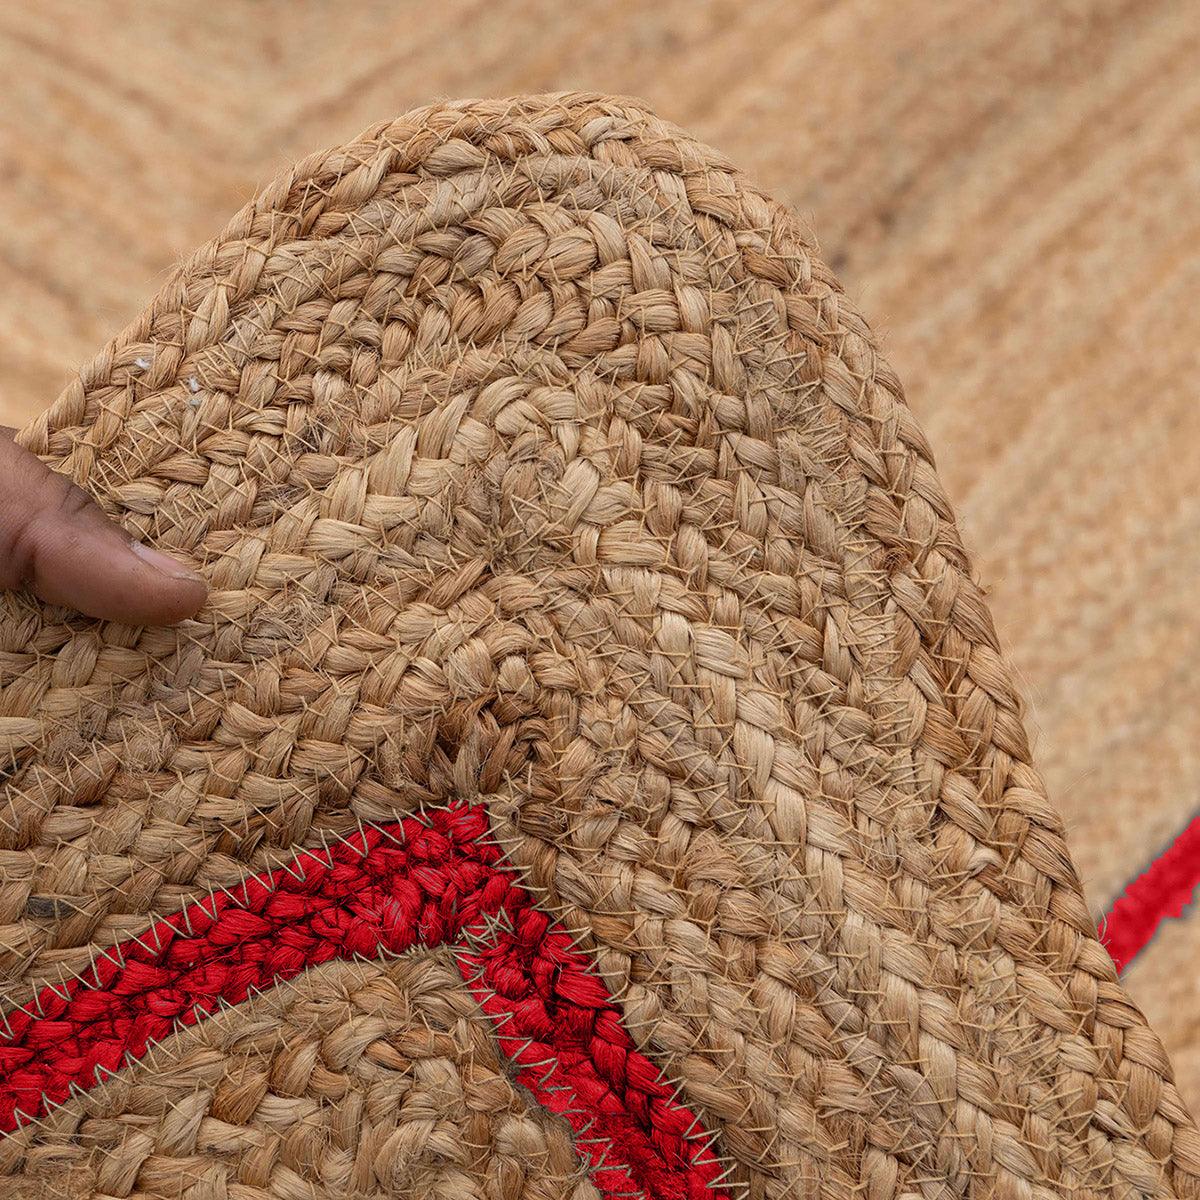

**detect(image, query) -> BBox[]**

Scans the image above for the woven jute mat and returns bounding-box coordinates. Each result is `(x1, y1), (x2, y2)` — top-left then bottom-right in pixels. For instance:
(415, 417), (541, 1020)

(0, 93), (1195, 1200)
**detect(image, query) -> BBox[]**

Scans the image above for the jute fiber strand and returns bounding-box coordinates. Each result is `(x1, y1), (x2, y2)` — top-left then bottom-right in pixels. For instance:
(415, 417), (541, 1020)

(0, 92), (1194, 1199)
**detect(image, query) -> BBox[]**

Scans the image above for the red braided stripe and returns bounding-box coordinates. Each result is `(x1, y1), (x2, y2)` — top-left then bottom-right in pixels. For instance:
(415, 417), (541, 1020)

(0, 805), (726, 1200)
(1102, 810), (1200, 973)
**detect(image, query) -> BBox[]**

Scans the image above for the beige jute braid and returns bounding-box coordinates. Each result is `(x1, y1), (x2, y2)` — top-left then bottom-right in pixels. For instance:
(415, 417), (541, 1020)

(0, 92), (1196, 1200)
(10, 952), (595, 1200)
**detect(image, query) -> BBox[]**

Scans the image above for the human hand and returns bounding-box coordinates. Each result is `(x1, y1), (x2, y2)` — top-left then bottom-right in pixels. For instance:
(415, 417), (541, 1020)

(0, 426), (207, 625)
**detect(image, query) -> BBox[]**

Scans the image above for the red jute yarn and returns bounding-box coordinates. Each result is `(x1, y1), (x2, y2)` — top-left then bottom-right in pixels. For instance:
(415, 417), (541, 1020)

(0, 804), (726, 1200)
(1103, 812), (1200, 973)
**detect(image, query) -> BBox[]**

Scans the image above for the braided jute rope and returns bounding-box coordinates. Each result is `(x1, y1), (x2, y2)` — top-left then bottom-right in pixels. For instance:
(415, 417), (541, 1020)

(0, 91), (1194, 1199)
(16, 950), (599, 1200)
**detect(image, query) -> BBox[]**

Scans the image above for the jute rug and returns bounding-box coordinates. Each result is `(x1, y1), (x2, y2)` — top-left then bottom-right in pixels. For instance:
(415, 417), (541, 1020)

(0, 92), (1194, 1200)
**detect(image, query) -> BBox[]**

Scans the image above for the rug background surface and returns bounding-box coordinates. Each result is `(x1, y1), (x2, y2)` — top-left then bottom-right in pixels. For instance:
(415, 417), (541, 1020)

(0, 0), (1197, 1113)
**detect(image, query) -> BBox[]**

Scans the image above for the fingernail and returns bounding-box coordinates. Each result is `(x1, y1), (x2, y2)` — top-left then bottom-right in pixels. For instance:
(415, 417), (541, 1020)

(130, 540), (205, 583)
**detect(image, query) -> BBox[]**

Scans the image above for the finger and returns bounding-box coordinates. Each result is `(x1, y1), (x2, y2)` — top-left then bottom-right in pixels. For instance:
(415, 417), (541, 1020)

(0, 436), (207, 624)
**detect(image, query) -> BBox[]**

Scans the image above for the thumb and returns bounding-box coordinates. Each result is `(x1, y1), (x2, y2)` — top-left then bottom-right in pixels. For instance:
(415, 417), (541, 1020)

(0, 429), (207, 625)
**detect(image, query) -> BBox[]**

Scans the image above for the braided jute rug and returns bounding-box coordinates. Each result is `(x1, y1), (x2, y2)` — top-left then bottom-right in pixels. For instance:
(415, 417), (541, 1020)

(0, 92), (1194, 1200)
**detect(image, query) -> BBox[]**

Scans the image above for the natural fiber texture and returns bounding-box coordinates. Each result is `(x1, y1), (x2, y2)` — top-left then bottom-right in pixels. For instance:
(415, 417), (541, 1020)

(0, 92), (1196, 1199)
(9, 951), (597, 1200)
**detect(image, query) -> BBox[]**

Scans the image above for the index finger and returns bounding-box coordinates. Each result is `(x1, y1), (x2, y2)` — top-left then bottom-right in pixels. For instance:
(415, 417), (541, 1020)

(0, 431), (207, 624)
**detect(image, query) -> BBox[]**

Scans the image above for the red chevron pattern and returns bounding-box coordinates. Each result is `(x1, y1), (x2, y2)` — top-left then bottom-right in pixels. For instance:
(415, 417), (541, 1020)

(0, 804), (727, 1200)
